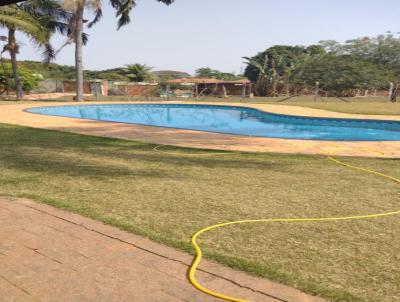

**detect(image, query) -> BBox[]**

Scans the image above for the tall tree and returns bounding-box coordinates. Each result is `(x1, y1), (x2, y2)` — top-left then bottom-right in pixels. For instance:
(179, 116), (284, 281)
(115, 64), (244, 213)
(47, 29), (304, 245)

(291, 54), (396, 96)
(321, 33), (400, 72)
(0, 0), (69, 100)
(319, 33), (400, 101)
(244, 45), (324, 96)
(242, 56), (269, 96)
(62, 0), (174, 102)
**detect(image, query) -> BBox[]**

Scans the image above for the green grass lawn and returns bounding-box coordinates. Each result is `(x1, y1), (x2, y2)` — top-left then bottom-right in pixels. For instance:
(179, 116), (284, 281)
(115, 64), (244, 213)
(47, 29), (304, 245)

(198, 96), (400, 116)
(270, 97), (400, 116)
(1, 123), (399, 302)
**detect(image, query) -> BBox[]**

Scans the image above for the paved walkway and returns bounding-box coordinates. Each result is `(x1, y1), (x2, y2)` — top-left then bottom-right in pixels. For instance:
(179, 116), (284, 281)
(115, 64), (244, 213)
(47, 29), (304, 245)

(0, 198), (325, 302)
(0, 101), (399, 158)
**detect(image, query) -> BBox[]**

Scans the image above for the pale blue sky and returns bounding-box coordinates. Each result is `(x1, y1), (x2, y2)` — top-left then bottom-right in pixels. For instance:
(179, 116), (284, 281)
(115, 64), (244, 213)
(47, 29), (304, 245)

(3, 0), (400, 74)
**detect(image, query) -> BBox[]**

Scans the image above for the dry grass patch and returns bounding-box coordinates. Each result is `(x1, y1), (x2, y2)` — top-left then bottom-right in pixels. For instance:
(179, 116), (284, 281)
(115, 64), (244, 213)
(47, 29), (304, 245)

(0, 124), (399, 302)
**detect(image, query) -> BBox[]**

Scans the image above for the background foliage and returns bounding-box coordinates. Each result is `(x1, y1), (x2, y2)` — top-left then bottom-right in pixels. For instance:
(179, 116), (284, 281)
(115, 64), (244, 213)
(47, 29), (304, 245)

(244, 33), (400, 96)
(0, 62), (41, 91)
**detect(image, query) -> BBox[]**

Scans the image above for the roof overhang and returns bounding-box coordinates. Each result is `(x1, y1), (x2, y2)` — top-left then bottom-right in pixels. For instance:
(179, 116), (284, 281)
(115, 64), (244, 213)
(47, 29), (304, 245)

(167, 78), (251, 85)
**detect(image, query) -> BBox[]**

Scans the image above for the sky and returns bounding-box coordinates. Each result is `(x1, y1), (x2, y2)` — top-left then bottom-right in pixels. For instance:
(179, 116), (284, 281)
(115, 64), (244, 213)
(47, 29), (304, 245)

(3, 0), (400, 75)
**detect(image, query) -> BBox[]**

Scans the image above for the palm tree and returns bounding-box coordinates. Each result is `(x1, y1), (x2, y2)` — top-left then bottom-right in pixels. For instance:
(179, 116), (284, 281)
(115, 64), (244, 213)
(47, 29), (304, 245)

(0, 0), (70, 100)
(123, 63), (154, 82)
(62, 0), (174, 102)
(243, 55), (270, 96)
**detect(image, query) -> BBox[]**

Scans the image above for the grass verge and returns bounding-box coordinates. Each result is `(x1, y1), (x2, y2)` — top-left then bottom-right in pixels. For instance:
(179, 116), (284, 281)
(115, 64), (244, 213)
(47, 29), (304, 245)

(0, 123), (399, 302)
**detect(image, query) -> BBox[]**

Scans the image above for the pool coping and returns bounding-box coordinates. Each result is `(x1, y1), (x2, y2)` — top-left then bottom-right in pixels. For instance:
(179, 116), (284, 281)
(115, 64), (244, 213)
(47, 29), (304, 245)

(1, 101), (400, 158)
(24, 103), (400, 142)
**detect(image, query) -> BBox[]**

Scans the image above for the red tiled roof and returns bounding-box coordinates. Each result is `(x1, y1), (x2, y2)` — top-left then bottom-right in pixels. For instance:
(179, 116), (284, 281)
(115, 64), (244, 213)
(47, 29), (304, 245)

(227, 79), (252, 84)
(167, 78), (250, 84)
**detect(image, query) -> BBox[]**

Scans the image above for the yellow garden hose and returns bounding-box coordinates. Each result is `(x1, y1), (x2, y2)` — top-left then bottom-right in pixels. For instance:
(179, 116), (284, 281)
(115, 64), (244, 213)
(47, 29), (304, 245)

(188, 151), (400, 302)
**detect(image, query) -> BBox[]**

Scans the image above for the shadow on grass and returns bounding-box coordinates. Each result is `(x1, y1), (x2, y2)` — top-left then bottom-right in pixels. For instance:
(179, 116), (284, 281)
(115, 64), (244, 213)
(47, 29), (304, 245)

(1, 151), (173, 179)
(0, 125), (181, 179)
(0, 123), (303, 173)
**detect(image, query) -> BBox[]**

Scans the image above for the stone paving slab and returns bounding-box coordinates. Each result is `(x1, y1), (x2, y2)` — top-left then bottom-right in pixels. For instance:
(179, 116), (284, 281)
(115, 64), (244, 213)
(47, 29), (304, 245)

(0, 101), (399, 158)
(0, 198), (326, 302)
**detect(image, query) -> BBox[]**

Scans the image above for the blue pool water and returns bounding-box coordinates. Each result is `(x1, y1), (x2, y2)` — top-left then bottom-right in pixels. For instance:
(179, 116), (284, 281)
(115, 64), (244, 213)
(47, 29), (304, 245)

(26, 104), (400, 141)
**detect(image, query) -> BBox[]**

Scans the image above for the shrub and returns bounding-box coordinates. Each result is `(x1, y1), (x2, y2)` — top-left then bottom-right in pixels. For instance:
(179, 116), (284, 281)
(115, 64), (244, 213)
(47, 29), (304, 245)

(0, 63), (41, 92)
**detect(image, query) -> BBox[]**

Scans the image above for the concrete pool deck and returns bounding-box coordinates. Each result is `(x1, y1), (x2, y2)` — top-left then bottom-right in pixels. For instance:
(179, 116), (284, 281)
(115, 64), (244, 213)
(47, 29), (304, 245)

(0, 101), (399, 158)
(0, 197), (327, 302)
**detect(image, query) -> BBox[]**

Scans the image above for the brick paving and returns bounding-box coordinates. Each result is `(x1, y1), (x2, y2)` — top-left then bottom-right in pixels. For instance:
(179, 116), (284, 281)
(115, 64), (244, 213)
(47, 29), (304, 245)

(0, 198), (326, 302)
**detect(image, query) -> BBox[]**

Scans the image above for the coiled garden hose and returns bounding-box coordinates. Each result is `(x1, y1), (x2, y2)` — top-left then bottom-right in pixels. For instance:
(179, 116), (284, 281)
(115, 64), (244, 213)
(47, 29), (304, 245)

(188, 150), (400, 302)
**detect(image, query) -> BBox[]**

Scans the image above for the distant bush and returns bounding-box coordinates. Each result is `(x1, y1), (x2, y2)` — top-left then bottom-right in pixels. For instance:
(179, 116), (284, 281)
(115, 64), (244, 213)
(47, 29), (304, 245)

(292, 55), (396, 95)
(0, 64), (41, 92)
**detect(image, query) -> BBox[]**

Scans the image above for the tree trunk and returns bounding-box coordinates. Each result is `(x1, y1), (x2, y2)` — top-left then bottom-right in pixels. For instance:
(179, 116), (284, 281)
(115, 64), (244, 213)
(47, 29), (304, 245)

(388, 82), (393, 102)
(8, 28), (23, 100)
(195, 83), (199, 98)
(390, 83), (398, 103)
(255, 54), (269, 96)
(256, 74), (268, 96)
(74, 1), (85, 102)
(284, 71), (290, 96)
(314, 81), (320, 102)
(268, 73), (278, 97)
(267, 57), (278, 97)
(270, 75), (278, 97)
(222, 84), (227, 98)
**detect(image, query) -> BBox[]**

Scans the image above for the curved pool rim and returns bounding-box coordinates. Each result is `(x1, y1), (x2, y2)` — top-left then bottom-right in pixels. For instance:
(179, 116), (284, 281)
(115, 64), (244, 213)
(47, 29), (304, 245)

(24, 103), (400, 142)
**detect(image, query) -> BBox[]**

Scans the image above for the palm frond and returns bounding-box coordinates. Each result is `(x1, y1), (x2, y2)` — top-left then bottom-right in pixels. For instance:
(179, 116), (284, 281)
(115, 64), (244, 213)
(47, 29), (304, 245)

(243, 56), (266, 75)
(156, 0), (174, 4)
(20, 0), (71, 22)
(107, 0), (174, 30)
(82, 32), (89, 45)
(87, 8), (102, 28)
(55, 38), (72, 56)
(113, 0), (136, 29)
(0, 0), (72, 63)
(42, 42), (55, 64)
(0, 7), (42, 35)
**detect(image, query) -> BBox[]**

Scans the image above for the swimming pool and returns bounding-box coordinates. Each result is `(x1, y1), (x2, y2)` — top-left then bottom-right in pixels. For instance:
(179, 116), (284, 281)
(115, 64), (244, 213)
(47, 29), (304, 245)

(26, 104), (400, 141)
